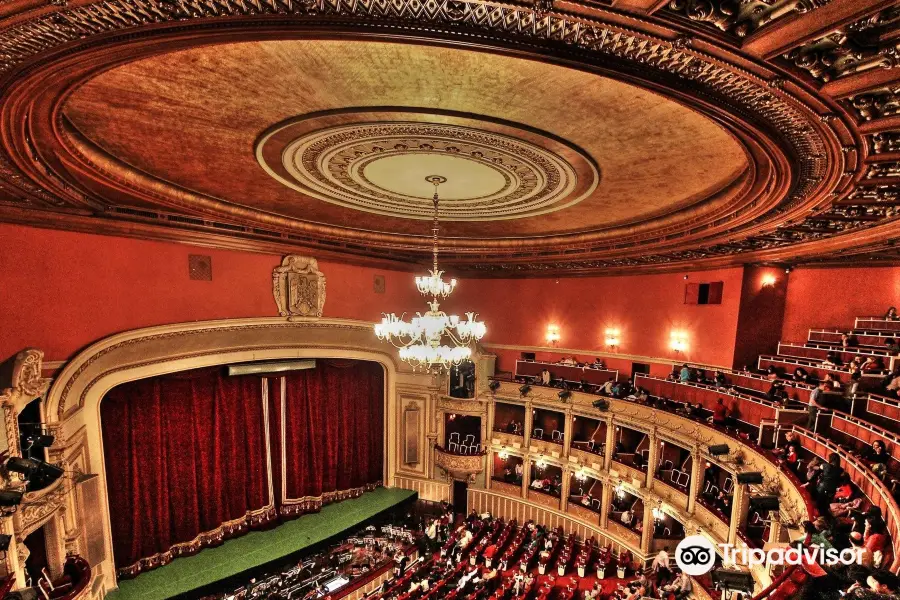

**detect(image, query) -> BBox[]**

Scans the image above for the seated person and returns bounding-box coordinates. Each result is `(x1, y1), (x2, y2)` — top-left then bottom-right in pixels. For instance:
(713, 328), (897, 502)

(846, 570), (900, 598)
(823, 371), (842, 390)
(679, 364), (692, 383)
(621, 509), (634, 526)
(661, 571), (692, 599)
(841, 333), (858, 348)
(886, 337), (900, 355)
(885, 306), (899, 321)
(865, 440), (891, 466)
(766, 365), (779, 380)
(822, 351), (843, 368)
(714, 370), (727, 388)
(601, 379), (615, 395)
(766, 380), (787, 403)
(862, 356), (885, 373)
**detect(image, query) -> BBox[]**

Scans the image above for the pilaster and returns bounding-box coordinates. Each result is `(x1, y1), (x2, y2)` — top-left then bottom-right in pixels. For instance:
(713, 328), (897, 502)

(688, 450), (702, 514)
(646, 429), (660, 488)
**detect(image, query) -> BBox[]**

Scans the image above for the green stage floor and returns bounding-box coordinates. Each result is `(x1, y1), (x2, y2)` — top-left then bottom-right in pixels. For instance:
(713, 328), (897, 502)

(107, 487), (416, 600)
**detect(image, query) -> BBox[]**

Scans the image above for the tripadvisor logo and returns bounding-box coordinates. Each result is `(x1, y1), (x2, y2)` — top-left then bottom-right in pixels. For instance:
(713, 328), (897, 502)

(675, 536), (717, 576)
(675, 535), (864, 576)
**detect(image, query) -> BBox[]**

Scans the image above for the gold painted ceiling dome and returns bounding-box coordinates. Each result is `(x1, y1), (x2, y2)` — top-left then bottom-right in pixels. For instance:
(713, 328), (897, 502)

(0, 0), (897, 274)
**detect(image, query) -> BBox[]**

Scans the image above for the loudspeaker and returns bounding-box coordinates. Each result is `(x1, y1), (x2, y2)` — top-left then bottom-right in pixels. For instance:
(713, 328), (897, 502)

(708, 444), (730, 456)
(0, 491), (23, 507)
(749, 495), (780, 511)
(737, 472), (763, 484)
(711, 568), (753, 593)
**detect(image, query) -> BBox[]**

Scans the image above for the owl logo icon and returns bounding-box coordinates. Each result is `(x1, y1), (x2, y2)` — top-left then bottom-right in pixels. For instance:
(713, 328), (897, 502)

(675, 535), (716, 576)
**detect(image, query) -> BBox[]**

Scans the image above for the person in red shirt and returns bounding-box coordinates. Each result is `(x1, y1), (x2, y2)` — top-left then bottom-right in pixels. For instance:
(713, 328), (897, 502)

(712, 398), (728, 427)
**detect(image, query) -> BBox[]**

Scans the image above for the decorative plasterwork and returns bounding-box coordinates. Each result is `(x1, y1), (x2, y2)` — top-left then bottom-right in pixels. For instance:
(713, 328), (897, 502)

(845, 85), (900, 121)
(664, 0), (832, 40)
(783, 6), (900, 83)
(871, 130), (900, 154)
(0, 0), (896, 271)
(434, 446), (484, 482)
(257, 119), (598, 221)
(272, 255), (326, 319)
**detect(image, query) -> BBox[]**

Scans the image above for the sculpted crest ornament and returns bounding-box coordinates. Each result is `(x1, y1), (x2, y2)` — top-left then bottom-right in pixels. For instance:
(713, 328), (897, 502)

(272, 256), (327, 320)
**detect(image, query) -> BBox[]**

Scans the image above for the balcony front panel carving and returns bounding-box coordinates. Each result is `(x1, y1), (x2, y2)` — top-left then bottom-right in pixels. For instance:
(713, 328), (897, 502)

(434, 446), (485, 482)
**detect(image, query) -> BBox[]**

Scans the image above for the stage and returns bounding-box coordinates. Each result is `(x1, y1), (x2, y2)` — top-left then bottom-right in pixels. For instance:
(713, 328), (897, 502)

(107, 487), (417, 600)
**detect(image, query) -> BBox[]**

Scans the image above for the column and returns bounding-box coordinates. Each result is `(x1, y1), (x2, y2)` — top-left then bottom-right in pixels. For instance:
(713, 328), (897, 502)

(645, 430), (660, 488)
(561, 466), (571, 511)
(687, 451), (703, 514)
(563, 410), (574, 457)
(485, 447), (494, 490)
(728, 482), (750, 545)
(640, 502), (654, 554)
(44, 515), (67, 579)
(599, 481), (611, 528)
(522, 457), (531, 499)
(523, 401), (534, 448)
(485, 402), (495, 446)
(604, 418), (615, 471)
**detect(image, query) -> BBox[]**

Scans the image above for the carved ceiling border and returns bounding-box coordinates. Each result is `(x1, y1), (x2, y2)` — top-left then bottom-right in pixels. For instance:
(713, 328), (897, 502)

(0, 0), (835, 237)
(0, 0), (896, 271)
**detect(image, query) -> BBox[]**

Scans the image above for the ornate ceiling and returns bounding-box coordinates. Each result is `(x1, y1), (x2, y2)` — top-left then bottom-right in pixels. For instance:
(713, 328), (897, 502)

(0, 0), (898, 275)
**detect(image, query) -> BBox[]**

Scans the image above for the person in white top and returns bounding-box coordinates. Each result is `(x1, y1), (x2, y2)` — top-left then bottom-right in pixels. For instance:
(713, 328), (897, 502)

(620, 510), (633, 526)
(651, 546), (672, 587)
(650, 547), (669, 570)
(540, 369), (551, 385)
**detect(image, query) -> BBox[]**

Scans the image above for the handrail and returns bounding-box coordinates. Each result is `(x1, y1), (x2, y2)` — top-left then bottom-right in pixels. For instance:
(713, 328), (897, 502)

(635, 373), (779, 408)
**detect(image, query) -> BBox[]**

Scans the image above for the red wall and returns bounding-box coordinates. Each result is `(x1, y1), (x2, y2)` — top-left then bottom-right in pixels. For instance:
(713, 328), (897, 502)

(449, 268), (746, 372)
(732, 266), (788, 369)
(0, 224), (422, 362)
(781, 266), (900, 342)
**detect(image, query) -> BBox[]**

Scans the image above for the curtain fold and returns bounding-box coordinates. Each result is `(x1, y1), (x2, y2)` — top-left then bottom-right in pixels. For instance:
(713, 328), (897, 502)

(101, 360), (384, 579)
(281, 362), (385, 514)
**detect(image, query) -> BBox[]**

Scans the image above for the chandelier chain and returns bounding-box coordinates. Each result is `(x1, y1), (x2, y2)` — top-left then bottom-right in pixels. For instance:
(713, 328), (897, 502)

(373, 175), (486, 372)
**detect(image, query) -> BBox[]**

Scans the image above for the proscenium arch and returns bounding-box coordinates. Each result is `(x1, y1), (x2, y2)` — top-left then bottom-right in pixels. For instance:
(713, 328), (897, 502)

(43, 317), (424, 592)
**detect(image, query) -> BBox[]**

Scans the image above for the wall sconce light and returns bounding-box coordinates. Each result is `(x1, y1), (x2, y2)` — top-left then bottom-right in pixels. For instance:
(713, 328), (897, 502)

(499, 448), (509, 460)
(652, 505), (664, 522)
(546, 324), (561, 346)
(670, 331), (688, 353)
(615, 483), (625, 499)
(536, 457), (547, 470)
(761, 274), (777, 288)
(604, 328), (620, 348)
(575, 470), (587, 482)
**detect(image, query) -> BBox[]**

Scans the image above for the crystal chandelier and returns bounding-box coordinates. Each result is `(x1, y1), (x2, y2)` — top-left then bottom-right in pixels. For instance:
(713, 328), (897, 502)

(374, 176), (486, 371)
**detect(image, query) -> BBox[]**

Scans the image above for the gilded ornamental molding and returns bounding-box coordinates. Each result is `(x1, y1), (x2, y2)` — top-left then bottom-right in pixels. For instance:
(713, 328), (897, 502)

(434, 446), (485, 482)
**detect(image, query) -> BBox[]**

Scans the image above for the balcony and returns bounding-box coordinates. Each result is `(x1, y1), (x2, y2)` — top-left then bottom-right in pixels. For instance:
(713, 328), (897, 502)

(434, 445), (485, 482)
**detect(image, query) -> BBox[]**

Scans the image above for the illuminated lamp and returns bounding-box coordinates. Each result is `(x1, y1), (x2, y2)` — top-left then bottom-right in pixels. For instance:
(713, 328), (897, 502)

(604, 328), (620, 348)
(670, 331), (688, 353)
(545, 325), (561, 346)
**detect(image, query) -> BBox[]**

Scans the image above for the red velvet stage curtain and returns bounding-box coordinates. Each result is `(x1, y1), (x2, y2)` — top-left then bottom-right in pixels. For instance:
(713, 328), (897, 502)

(279, 360), (385, 514)
(101, 368), (272, 578)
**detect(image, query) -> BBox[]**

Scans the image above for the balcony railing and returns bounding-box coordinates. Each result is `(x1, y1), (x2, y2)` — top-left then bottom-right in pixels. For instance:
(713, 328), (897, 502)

(434, 444), (485, 481)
